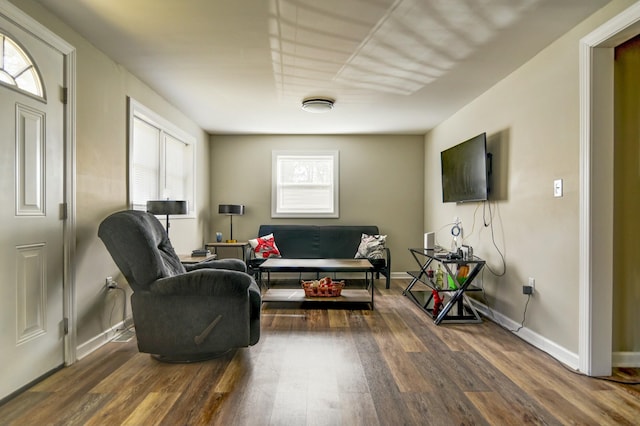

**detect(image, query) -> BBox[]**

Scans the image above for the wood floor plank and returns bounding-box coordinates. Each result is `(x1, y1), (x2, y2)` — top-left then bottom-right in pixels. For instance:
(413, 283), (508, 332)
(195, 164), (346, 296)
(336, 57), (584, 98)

(339, 391), (380, 426)
(158, 353), (235, 425)
(213, 349), (251, 393)
(0, 392), (52, 425)
(404, 388), (488, 425)
(364, 310), (433, 393)
(351, 324), (417, 425)
(465, 390), (551, 425)
(83, 354), (176, 426)
(53, 392), (115, 426)
(392, 300), (463, 358)
(327, 308), (349, 328)
(214, 352), (280, 425)
(452, 350), (577, 424)
(431, 351), (493, 392)
(587, 389), (640, 425)
(28, 344), (132, 393)
(2, 279), (639, 426)
(334, 329), (371, 395)
(88, 351), (160, 393)
(4, 389), (112, 426)
(122, 391), (180, 425)
(148, 361), (207, 394)
(531, 388), (615, 425)
(378, 310), (429, 353)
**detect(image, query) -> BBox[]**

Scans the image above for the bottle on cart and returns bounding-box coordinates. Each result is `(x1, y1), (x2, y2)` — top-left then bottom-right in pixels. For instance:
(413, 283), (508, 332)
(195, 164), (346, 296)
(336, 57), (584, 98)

(435, 264), (444, 289)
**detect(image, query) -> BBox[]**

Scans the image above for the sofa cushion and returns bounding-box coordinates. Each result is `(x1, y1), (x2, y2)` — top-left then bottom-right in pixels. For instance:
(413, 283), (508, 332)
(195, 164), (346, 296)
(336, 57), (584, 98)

(316, 226), (378, 259)
(257, 225), (320, 258)
(249, 233), (281, 259)
(354, 233), (387, 260)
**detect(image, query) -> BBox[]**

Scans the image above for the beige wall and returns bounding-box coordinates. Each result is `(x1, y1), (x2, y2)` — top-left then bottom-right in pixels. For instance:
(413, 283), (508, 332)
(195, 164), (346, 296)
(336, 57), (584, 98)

(424, 0), (637, 355)
(210, 135), (424, 273)
(12, 0), (210, 350)
(613, 35), (640, 352)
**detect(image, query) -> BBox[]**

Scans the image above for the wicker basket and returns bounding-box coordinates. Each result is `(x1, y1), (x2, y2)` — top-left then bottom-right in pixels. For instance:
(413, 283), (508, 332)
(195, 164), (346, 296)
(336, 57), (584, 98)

(301, 278), (345, 297)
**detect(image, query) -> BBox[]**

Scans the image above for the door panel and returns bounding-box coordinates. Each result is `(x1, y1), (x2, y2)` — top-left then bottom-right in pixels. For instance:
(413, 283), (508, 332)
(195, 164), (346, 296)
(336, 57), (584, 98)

(16, 243), (47, 344)
(16, 104), (46, 216)
(0, 16), (66, 400)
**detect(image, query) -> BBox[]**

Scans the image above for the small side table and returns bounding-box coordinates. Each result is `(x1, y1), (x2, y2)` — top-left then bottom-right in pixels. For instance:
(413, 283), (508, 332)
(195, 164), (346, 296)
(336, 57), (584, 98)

(178, 253), (217, 265)
(204, 241), (250, 262)
(404, 248), (485, 324)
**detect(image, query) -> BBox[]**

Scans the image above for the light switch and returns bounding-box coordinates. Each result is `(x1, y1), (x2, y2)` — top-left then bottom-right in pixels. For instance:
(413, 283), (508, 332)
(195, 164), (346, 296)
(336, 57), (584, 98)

(554, 179), (563, 197)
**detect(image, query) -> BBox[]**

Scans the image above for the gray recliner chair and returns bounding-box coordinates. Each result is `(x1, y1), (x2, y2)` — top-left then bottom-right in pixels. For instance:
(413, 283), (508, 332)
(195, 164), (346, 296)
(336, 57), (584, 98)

(98, 210), (261, 362)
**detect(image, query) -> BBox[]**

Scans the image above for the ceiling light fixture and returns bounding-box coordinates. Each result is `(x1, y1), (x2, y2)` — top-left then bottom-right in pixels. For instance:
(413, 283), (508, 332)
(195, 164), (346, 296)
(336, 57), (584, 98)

(301, 98), (334, 113)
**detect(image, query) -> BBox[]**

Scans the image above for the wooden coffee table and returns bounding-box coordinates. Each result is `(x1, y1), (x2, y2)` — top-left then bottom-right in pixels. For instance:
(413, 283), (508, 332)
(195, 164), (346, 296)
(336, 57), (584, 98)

(259, 258), (375, 309)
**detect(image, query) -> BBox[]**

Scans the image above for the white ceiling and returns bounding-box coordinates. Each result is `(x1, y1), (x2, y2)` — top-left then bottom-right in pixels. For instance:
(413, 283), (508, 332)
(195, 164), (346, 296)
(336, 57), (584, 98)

(32, 0), (610, 135)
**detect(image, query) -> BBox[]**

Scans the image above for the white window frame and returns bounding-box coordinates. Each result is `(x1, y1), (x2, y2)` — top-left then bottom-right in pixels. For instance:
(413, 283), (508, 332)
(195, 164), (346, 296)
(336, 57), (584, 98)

(272, 150), (339, 218)
(128, 97), (196, 217)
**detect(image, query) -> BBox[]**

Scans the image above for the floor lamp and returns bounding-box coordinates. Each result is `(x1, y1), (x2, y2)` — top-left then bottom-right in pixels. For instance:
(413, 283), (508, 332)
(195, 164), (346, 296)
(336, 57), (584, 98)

(218, 204), (244, 243)
(147, 200), (188, 238)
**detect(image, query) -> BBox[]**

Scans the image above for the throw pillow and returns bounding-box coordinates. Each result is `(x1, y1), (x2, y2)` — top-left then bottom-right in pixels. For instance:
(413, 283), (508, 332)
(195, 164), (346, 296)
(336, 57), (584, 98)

(249, 233), (281, 259)
(354, 233), (387, 260)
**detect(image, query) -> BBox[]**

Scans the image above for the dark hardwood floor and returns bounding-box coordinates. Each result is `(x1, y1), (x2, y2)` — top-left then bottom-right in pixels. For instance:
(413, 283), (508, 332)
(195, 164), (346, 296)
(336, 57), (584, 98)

(1, 279), (638, 425)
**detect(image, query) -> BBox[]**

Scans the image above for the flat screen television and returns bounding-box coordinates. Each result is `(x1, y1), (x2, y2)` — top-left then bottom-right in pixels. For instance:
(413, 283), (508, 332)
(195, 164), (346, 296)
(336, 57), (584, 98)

(440, 132), (490, 203)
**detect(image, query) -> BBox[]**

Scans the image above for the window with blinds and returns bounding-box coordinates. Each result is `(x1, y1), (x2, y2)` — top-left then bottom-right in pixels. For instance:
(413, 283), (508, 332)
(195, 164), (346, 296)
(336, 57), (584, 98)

(128, 98), (195, 214)
(272, 150), (339, 218)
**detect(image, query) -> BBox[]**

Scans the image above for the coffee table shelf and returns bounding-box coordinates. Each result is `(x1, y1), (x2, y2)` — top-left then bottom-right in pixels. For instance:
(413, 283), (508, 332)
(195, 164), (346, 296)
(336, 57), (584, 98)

(259, 258), (375, 309)
(262, 288), (373, 304)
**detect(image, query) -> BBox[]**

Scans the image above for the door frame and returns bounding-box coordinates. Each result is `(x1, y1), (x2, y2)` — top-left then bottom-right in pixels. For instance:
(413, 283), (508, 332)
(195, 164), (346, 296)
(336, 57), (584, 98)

(0, 0), (77, 365)
(579, 2), (640, 376)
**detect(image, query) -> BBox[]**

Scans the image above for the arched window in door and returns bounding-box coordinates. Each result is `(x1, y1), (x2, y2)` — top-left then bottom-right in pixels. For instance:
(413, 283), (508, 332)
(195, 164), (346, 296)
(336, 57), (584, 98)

(0, 32), (44, 98)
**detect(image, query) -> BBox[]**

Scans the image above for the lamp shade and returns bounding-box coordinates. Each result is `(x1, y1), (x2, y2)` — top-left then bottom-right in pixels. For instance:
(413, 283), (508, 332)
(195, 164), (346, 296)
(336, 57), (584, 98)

(218, 204), (244, 215)
(146, 200), (188, 215)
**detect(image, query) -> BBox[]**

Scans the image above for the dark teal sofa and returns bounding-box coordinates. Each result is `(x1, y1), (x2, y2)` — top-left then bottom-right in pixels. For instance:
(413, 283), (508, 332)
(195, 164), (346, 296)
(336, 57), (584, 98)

(246, 224), (391, 288)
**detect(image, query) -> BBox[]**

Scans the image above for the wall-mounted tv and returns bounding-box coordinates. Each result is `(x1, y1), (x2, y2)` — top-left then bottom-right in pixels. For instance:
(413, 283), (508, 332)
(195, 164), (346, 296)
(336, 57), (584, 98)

(441, 132), (491, 203)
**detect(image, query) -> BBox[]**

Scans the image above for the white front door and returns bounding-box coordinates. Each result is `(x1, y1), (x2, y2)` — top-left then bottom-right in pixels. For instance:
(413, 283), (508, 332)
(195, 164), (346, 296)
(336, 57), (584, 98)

(0, 15), (66, 400)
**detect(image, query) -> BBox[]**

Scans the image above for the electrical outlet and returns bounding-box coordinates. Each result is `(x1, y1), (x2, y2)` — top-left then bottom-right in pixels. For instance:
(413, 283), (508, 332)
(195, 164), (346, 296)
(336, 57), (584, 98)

(105, 276), (117, 289)
(523, 277), (535, 295)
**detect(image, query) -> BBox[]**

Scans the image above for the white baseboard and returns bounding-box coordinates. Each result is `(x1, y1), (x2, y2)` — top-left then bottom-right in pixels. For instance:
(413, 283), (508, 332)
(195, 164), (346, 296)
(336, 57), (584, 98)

(76, 317), (134, 360)
(467, 298), (580, 370)
(613, 351), (640, 367)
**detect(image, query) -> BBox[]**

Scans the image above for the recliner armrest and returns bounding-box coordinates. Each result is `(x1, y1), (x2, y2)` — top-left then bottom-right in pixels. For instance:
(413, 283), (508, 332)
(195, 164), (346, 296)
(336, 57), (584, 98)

(184, 258), (247, 273)
(150, 269), (256, 298)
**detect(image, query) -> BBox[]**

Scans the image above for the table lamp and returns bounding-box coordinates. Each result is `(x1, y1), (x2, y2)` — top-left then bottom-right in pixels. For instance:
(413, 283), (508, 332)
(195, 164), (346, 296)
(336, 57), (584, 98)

(218, 204), (244, 243)
(146, 200), (188, 237)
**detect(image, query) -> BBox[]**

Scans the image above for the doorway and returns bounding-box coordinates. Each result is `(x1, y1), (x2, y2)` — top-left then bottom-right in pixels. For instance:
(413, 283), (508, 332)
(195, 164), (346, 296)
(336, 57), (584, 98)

(579, 2), (640, 376)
